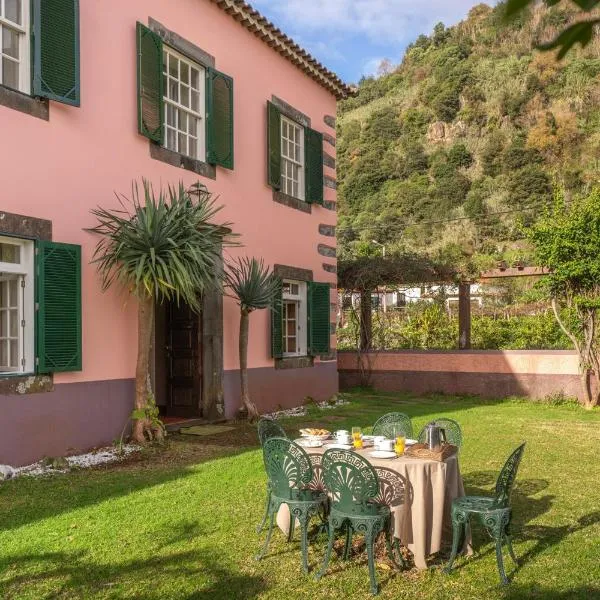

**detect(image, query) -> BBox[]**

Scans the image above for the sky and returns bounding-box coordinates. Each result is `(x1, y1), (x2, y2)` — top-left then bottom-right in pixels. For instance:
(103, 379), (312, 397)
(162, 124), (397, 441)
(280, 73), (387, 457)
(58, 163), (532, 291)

(251, 0), (494, 83)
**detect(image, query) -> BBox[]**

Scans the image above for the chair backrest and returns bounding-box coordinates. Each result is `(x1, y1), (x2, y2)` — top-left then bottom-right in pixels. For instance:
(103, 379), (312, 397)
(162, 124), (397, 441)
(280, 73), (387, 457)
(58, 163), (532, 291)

(418, 418), (463, 448)
(372, 412), (413, 439)
(257, 418), (287, 446)
(321, 448), (380, 514)
(493, 442), (526, 508)
(262, 437), (313, 497)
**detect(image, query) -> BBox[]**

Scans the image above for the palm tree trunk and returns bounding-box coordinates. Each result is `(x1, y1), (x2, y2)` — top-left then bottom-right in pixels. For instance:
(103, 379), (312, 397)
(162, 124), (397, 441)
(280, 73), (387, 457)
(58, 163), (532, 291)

(239, 309), (260, 421)
(133, 294), (155, 442)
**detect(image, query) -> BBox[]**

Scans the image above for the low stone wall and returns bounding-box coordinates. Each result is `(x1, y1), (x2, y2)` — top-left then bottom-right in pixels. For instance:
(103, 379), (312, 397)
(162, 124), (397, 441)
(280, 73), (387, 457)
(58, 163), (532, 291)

(338, 350), (583, 401)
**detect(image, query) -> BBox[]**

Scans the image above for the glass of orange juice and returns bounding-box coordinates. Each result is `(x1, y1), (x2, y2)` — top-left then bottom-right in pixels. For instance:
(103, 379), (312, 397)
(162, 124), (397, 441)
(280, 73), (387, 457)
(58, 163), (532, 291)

(352, 426), (363, 449)
(395, 435), (406, 455)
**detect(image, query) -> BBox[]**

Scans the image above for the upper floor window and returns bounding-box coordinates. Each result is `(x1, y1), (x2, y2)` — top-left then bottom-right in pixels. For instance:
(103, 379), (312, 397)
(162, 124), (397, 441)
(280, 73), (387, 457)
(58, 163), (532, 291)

(280, 116), (305, 200)
(163, 46), (206, 161)
(0, 0), (30, 94)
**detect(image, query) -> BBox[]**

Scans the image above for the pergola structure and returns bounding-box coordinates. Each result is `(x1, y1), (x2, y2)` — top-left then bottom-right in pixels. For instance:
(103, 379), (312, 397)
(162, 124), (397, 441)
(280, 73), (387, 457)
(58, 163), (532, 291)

(338, 256), (549, 351)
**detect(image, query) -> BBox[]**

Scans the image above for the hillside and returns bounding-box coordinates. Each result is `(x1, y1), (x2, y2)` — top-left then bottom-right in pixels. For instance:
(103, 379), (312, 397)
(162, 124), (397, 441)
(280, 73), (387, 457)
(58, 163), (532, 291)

(336, 1), (600, 274)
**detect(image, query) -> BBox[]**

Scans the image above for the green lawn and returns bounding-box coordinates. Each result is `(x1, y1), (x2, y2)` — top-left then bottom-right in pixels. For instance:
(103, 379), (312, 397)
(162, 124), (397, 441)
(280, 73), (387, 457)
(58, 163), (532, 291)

(0, 390), (599, 599)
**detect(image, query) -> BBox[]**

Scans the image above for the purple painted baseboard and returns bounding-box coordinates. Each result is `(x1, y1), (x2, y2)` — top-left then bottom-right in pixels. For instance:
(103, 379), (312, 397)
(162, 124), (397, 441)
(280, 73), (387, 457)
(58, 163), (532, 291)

(223, 361), (338, 419)
(0, 379), (134, 467)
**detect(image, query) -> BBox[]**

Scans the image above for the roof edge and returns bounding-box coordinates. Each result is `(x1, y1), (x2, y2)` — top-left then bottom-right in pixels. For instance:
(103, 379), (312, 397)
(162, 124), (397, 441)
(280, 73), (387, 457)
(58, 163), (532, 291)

(209, 0), (355, 100)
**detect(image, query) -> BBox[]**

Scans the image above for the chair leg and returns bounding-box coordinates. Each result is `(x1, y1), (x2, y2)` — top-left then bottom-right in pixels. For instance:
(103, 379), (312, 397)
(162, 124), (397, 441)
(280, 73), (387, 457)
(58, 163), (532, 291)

(444, 511), (466, 574)
(315, 522), (335, 581)
(343, 523), (353, 561)
(366, 530), (379, 596)
(495, 538), (509, 586)
(256, 489), (271, 533)
(255, 511), (275, 561)
(298, 511), (311, 574)
(505, 524), (519, 567)
(287, 514), (296, 542)
(386, 531), (404, 570)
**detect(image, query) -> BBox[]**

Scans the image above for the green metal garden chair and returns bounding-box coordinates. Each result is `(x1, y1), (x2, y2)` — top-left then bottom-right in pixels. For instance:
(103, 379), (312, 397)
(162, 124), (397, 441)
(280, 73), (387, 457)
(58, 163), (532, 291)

(256, 437), (328, 574)
(372, 412), (413, 439)
(444, 442), (526, 585)
(256, 418), (288, 533)
(418, 417), (463, 448)
(315, 449), (403, 595)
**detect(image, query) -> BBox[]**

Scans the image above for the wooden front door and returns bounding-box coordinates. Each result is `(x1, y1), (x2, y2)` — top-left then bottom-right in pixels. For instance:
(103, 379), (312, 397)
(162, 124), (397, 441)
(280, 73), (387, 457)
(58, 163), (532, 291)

(165, 300), (201, 417)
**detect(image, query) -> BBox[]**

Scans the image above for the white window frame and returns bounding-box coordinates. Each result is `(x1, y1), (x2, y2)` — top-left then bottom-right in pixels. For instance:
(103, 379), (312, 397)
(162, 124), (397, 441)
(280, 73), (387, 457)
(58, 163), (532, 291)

(162, 45), (206, 161)
(0, 0), (30, 94)
(0, 235), (34, 374)
(282, 279), (307, 357)
(280, 115), (305, 201)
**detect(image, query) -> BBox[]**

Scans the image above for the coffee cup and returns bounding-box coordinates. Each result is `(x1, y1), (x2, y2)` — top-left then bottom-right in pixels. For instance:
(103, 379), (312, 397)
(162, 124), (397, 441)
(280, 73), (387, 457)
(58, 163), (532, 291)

(378, 439), (394, 452)
(336, 429), (349, 440)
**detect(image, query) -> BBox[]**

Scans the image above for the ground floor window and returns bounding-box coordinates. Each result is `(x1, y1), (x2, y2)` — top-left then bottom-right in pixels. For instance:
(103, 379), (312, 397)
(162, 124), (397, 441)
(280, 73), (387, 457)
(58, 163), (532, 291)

(282, 279), (307, 357)
(0, 236), (34, 374)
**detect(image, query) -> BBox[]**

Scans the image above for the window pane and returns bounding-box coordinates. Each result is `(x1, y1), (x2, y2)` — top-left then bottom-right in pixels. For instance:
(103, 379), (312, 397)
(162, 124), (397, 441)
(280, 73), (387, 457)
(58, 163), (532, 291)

(180, 84), (190, 108)
(0, 341), (7, 367)
(0, 311), (6, 337)
(191, 68), (199, 90)
(168, 78), (178, 102)
(0, 243), (20, 264)
(191, 90), (199, 112)
(9, 309), (18, 337)
(162, 50), (168, 73)
(2, 28), (19, 59)
(178, 132), (187, 155)
(166, 103), (176, 127)
(169, 54), (178, 77)
(9, 339), (17, 367)
(9, 278), (18, 307)
(180, 61), (189, 84)
(179, 110), (188, 131)
(5, 0), (22, 25)
(166, 127), (176, 150)
(2, 57), (19, 89)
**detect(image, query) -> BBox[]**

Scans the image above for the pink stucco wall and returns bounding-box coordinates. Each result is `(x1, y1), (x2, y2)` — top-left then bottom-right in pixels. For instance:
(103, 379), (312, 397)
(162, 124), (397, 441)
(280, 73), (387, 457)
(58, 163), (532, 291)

(0, 0), (337, 385)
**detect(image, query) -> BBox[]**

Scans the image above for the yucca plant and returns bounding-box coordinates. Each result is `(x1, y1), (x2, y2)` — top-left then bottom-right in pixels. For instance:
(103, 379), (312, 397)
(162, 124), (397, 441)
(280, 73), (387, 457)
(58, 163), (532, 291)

(89, 180), (233, 442)
(225, 257), (280, 420)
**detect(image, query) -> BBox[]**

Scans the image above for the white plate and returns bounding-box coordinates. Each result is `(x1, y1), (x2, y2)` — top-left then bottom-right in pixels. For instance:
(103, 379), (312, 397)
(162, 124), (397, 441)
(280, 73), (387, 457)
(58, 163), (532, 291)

(405, 439), (418, 446)
(370, 450), (397, 459)
(295, 438), (323, 448)
(324, 443), (352, 450)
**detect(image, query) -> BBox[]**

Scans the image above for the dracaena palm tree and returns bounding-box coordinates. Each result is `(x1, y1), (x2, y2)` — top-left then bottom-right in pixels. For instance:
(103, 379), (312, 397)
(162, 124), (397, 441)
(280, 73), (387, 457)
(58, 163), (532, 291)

(225, 257), (280, 420)
(89, 179), (233, 442)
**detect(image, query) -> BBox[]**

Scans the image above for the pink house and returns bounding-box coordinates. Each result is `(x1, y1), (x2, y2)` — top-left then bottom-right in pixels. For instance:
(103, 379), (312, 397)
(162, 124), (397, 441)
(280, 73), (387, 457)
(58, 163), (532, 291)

(0, 0), (350, 466)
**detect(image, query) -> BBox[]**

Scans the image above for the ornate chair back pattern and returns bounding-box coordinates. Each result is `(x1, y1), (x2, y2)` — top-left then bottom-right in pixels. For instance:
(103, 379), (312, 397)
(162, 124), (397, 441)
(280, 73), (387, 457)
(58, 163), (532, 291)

(321, 449), (380, 514)
(257, 418), (287, 446)
(262, 437), (313, 498)
(419, 418), (463, 448)
(493, 442), (526, 508)
(372, 412), (414, 439)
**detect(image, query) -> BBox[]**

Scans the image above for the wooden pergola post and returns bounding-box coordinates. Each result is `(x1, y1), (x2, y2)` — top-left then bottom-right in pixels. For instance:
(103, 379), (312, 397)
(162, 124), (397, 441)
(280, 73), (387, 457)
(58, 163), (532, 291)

(458, 281), (471, 350)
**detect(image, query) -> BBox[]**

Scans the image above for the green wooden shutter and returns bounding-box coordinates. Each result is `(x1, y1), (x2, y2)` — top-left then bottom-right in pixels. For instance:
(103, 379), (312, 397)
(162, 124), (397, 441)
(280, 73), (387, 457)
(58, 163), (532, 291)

(305, 127), (324, 205)
(206, 68), (234, 169)
(32, 0), (80, 106)
(136, 22), (163, 143)
(267, 101), (281, 190)
(270, 279), (283, 359)
(36, 241), (82, 373)
(308, 282), (330, 356)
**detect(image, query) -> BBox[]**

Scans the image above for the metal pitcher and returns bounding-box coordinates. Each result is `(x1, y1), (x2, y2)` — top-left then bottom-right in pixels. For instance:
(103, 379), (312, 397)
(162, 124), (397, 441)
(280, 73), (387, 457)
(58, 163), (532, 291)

(423, 424), (447, 451)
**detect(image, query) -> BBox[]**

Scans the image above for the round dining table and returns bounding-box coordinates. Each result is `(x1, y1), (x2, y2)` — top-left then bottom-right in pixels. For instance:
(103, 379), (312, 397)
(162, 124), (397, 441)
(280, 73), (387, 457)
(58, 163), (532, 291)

(277, 443), (466, 570)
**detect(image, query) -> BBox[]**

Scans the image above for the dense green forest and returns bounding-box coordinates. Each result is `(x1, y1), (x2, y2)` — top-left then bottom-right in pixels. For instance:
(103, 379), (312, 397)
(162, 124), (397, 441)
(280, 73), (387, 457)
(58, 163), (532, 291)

(337, 1), (600, 274)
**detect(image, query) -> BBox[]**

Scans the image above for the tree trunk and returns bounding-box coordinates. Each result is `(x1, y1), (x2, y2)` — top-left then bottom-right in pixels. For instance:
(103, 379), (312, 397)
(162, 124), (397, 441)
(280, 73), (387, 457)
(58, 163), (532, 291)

(359, 290), (372, 351)
(580, 368), (593, 409)
(239, 309), (259, 421)
(133, 294), (155, 443)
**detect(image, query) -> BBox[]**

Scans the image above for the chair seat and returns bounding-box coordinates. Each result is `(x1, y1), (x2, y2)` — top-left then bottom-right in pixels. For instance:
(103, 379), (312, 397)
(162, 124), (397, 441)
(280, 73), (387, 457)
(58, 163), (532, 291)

(273, 488), (327, 505)
(331, 501), (390, 521)
(453, 495), (506, 513)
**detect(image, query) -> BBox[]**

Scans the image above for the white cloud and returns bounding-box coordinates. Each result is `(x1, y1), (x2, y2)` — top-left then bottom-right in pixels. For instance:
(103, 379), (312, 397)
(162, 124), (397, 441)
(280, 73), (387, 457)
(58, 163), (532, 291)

(361, 57), (385, 77)
(252, 0), (484, 45)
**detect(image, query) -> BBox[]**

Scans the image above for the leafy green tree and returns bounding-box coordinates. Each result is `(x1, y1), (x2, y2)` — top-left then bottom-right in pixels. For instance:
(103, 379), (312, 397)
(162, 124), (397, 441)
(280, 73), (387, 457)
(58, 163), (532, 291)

(89, 181), (232, 441)
(528, 189), (600, 408)
(225, 257), (279, 420)
(507, 166), (552, 209)
(448, 143), (474, 169)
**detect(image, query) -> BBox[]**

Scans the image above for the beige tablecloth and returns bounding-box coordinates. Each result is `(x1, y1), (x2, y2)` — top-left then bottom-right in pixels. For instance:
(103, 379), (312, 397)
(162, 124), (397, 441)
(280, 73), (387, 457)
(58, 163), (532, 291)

(277, 446), (465, 569)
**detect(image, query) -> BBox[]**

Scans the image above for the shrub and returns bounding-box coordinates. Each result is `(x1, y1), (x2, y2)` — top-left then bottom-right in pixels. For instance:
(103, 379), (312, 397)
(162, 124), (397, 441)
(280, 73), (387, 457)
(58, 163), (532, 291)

(448, 143), (474, 169)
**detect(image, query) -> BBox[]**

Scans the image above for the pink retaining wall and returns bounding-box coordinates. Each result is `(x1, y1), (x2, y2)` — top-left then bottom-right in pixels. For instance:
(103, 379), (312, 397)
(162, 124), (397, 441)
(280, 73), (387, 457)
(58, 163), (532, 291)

(338, 350), (584, 401)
